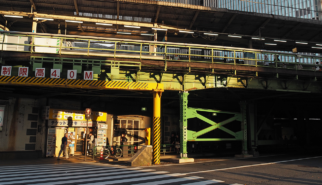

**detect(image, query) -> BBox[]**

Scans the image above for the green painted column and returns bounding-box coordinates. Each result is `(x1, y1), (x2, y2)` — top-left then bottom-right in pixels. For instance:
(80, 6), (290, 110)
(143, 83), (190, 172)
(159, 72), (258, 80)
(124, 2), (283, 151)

(240, 101), (248, 155)
(179, 91), (189, 158)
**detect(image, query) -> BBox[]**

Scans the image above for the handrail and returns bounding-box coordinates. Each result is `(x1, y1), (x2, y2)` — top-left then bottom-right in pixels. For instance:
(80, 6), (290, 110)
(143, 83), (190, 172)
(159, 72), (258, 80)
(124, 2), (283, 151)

(1, 31), (321, 73)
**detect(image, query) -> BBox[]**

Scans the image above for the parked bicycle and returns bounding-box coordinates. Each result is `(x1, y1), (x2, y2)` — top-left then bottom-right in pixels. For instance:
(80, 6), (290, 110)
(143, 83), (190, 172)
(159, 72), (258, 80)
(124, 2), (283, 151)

(103, 145), (122, 159)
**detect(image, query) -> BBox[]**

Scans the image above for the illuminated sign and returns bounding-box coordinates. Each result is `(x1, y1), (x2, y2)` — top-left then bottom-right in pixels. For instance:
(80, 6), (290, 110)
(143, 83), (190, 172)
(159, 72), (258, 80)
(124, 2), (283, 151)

(48, 109), (107, 122)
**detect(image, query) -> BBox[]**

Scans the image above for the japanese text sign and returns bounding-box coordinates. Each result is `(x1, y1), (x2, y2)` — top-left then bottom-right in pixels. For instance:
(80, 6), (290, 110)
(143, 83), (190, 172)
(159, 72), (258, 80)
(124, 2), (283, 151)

(35, 68), (45, 78)
(1, 66), (12, 76)
(67, 70), (77, 79)
(50, 69), (60, 78)
(84, 71), (93, 80)
(18, 67), (29, 77)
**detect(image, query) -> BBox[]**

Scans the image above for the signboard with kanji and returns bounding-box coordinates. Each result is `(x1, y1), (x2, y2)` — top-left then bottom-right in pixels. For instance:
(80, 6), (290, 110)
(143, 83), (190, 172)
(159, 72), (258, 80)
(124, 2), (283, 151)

(67, 70), (77, 79)
(84, 71), (93, 80)
(1, 66), (12, 76)
(18, 67), (29, 77)
(48, 109), (107, 121)
(35, 68), (45, 78)
(48, 120), (93, 127)
(50, 69), (60, 78)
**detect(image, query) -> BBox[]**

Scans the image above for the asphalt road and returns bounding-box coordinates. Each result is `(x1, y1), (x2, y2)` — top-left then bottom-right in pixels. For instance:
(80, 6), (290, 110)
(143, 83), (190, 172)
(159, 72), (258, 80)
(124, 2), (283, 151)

(0, 153), (321, 185)
(144, 153), (322, 185)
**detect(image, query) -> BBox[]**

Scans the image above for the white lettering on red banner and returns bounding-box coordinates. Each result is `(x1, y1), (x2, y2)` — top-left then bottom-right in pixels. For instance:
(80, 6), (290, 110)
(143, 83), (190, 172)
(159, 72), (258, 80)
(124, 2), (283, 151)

(84, 71), (93, 80)
(50, 69), (60, 78)
(1, 66), (12, 76)
(35, 68), (45, 78)
(67, 70), (77, 79)
(18, 67), (29, 77)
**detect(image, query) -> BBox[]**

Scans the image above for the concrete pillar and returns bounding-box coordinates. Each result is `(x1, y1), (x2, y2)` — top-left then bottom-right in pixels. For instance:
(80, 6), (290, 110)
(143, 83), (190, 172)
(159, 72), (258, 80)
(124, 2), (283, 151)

(248, 101), (258, 156)
(32, 18), (37, 33)
(240, 101), (248, 155)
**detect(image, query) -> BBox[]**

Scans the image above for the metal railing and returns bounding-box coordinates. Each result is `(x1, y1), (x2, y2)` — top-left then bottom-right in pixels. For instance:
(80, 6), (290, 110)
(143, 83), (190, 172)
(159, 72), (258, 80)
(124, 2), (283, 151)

(139, 0), (320, 20)
(1, 31), (322, 75)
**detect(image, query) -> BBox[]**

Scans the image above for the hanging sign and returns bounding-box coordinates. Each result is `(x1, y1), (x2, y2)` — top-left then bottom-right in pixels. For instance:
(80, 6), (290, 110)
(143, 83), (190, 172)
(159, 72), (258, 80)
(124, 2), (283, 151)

(50, 69), (60, 78)
(35, 68), (45, 77)
(1, 66), (12, 76)
(67, 70), (77, 79)
(18, 67), (28, 77)
(84, 71), (93, 80)
(85, 108), (92, 120)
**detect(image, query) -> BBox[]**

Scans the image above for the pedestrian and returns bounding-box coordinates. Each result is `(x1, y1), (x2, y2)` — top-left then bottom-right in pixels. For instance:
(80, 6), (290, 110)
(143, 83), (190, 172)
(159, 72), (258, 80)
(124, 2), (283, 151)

(87, 132), (94, 156)
(170, 133), (175, 153)
(57, 133), (68, 160)
(121, 133), (128, 146)
(264, 54), (269, 66)
(236, 56), (240, 64)
(175, 134), (180, 154)
(315, 61), (320, 71)
(223, 55), (227, 63)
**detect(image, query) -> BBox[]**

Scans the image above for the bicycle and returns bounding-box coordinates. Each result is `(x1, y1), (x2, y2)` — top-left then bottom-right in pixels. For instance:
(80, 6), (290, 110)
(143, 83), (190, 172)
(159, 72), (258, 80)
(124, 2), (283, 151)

(103, 145), (122, 159)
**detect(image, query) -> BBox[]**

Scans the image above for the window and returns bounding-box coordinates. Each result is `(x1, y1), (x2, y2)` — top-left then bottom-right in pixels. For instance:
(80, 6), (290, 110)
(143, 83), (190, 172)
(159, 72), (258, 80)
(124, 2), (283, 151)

(115, 119), (141, 145)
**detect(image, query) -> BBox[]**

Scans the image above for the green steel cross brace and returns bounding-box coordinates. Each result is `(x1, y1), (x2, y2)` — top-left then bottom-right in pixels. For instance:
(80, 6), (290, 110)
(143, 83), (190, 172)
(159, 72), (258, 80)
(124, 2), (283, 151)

(179, 92), (244, 159)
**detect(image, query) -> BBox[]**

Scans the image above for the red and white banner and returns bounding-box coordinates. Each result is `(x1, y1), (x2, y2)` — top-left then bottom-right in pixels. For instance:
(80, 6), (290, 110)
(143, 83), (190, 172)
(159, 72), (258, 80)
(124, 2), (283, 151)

(35, 68), (45, 78)
(84, 71), (93, 80)
(18, 67), (29, 77)
(50, 69), (60, 78)
(1, 66), (12, 76)
(67, 70), (77, 79)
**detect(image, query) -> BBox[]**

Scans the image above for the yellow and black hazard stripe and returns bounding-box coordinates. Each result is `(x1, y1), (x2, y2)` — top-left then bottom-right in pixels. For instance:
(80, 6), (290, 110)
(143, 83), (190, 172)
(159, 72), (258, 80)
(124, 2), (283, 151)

(153, 116), (161, 165)
(0, 76), (163, 91)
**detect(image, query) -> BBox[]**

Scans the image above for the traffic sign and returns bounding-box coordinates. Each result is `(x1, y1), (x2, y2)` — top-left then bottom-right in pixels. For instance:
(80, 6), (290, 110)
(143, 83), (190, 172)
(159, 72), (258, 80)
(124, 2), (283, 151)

(85, 108), (91, 120)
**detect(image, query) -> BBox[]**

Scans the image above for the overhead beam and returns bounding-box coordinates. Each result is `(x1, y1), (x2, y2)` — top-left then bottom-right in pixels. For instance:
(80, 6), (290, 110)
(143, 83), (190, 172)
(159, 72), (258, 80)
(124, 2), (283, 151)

(251, 18), (271, 35)
(73, 0), (79, 14)
(30, 0), (37, 11)
(0, 10), (179, 30)
(183, 11), (199, 38)
(282, 23), (302, 39)
(309, 31), (322, 41)
(73, 0), (83, 32)
(222, 14), (237, 33)
(154, 6), (161, 23)
(0, 76), (164, 92)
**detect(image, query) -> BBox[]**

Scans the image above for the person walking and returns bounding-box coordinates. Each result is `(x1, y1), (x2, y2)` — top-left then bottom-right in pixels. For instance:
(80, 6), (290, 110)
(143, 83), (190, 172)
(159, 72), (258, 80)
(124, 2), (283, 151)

(57, 133), (68, 160)
(175, 134), (180, 154)
(170, 133), (175, 153)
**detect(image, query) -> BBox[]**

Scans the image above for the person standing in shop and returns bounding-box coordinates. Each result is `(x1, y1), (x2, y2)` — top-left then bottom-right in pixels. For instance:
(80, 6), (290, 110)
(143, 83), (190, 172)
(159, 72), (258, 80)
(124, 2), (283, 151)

(68, 132), (75, 157)
(87, 132), (95, 156)
(57, 133), (68, 160)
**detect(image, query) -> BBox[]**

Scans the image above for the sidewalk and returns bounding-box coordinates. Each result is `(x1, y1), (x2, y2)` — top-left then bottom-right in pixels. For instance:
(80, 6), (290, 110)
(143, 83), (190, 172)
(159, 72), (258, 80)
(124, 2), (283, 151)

(0, 153), (231, 166)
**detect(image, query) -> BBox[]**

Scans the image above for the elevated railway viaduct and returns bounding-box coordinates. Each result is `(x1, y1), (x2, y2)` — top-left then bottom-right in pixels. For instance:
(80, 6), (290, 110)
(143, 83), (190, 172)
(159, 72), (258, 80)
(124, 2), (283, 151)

(0, 0), (321, 163)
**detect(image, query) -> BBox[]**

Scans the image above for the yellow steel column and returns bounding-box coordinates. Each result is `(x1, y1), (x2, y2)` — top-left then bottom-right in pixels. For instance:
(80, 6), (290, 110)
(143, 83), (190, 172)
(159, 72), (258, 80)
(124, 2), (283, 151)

(153, 91), (162, 165)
